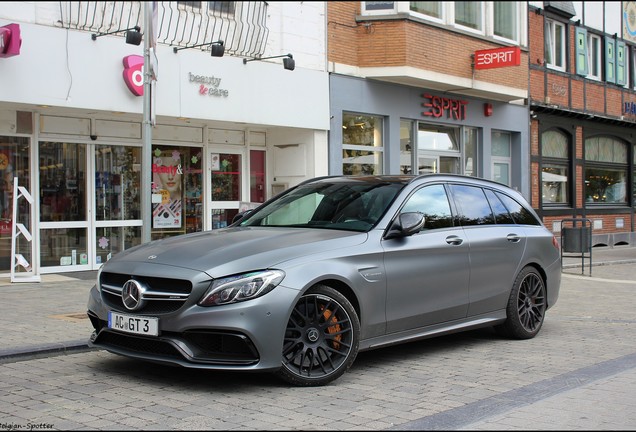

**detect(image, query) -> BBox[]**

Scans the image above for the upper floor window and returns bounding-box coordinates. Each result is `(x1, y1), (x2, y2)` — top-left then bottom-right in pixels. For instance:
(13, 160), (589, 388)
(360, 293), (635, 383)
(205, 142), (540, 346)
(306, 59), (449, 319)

(493, 1), (518, 41)
(545, 19), (566, 71)
(401, 2), (525, 45)
(410, 1), (443, 21)
(209, 1), (235, 16)
(587, 33), (602, 80)
(178, 1), (235, 16)
(454, 2), (483, 33)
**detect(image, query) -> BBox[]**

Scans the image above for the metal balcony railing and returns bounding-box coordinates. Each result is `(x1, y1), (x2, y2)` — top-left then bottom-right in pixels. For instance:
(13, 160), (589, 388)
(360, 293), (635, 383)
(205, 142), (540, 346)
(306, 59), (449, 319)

(58, 1), (269, 57)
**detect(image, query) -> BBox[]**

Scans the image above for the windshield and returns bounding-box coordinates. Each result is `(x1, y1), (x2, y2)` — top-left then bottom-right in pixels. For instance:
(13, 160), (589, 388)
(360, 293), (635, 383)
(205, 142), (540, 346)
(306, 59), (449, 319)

(240, 180), (405, 232)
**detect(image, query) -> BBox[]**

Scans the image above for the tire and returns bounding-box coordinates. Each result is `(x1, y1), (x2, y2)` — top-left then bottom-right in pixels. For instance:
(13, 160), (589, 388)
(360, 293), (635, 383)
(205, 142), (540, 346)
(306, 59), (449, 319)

(276, 285), (360, 386)
(495, 266), (547, 340)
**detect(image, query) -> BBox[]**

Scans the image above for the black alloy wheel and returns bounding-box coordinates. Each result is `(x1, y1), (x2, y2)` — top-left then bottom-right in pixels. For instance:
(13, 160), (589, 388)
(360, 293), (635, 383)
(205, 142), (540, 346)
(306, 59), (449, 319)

(277, 285), (360, 386)
(496, 266), (547, 339)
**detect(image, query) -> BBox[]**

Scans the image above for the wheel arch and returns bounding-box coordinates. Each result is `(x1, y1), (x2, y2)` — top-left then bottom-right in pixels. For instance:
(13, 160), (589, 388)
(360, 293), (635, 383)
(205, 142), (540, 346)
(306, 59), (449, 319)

(310, 278), (361, 322)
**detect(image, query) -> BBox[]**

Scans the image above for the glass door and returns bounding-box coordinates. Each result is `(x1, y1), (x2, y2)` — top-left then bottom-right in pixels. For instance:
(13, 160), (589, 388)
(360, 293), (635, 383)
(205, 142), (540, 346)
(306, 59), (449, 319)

(39, 141), (90, 272)
(208, 148), (245, 229)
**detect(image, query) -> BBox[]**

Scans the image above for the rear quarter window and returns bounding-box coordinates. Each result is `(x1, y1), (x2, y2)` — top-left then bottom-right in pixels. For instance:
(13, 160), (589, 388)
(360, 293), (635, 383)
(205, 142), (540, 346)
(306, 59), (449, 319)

(495, 192), (541, 226)
(484, 189), (514, 224)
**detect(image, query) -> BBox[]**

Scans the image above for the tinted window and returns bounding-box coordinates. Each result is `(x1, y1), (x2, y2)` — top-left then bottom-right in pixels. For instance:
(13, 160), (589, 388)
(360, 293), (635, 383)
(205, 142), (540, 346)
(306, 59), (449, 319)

(484, 189), (514, 224)
(401, 184), (453, 229)
(450, 185), (495, 226)
(495, 192), (541, 226)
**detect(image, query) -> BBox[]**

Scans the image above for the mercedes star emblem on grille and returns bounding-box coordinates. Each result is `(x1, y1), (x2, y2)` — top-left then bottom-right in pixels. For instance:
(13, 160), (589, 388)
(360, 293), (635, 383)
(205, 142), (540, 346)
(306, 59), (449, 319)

(121, 279), (146, 311)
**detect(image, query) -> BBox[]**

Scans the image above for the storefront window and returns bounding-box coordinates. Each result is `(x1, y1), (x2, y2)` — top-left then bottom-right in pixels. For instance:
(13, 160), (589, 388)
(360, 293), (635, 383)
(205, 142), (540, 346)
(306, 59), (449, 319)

(417, 124), (460, 174)
(40, 142), (86, 222)
(40, 227), (87, 267)
(584, 136), (628, 204)
(0, 137), (31, 273)
(491, 131), (511, 186)
(400, 120), (414, 174)
(464, 127), (478, 177)
(541, 130), (569, 205)
(95, 145), (141, 220)
(151, 146), (203, 239)
(342, 113), (384, 175)
(95, 226), (141, 266)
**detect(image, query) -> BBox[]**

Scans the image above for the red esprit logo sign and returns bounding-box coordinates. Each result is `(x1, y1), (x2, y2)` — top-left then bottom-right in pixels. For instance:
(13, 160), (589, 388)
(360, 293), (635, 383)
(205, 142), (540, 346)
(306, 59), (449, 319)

(474, 46), (521, 70)
(123, 55), (144, 96)
(421, 94), (468, 120)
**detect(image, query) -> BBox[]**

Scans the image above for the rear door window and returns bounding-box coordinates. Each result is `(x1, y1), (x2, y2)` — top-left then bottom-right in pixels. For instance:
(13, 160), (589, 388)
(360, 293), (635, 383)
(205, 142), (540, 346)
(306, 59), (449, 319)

(449, 184), (495, 226)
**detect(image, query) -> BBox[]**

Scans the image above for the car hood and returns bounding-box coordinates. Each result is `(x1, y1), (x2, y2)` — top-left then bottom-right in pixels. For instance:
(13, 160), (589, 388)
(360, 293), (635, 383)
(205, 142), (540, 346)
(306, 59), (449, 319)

(109, 227), (366, 276)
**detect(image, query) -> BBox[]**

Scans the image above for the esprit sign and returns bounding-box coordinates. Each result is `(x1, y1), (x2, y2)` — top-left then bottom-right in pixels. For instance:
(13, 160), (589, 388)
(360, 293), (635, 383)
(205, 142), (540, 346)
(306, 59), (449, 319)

(474, 46), (521, 70)
(123, 55), (144, 96)
(421, 94), (469, 121)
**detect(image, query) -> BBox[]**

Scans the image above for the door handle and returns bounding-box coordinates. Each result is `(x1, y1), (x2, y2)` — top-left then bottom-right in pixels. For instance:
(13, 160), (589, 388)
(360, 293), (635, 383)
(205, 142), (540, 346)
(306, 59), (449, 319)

(445, 235), (463, 245)
(506, 234), (521, 243)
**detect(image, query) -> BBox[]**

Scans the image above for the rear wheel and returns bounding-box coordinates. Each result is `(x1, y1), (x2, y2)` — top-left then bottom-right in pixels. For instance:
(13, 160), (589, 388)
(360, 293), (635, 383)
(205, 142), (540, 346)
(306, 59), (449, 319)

(496, 266), (546, 339)
(277, 285), (360, 386)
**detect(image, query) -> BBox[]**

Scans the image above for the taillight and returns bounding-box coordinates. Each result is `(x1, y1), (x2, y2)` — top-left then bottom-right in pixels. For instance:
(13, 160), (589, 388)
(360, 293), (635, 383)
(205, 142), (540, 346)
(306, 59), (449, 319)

(552, 235), (560, 251)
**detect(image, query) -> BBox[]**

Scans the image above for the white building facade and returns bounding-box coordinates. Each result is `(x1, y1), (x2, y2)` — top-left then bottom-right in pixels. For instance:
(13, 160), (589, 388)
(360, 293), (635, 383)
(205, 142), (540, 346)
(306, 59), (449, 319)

(0, 1), (329, 276)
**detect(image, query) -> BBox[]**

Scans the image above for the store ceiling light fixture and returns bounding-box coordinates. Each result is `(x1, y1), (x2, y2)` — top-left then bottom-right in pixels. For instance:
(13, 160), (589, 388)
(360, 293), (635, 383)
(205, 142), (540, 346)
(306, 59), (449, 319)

(91, 26), (142, 46)
(243, 54), (295, 71)
(173, 40), (225, 57)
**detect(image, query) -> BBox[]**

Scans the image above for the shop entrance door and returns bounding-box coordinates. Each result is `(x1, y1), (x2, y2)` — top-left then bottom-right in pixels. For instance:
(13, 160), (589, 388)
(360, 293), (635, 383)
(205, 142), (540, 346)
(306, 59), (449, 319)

(39, 142), (91, 272)
(207, 148), (246, 229)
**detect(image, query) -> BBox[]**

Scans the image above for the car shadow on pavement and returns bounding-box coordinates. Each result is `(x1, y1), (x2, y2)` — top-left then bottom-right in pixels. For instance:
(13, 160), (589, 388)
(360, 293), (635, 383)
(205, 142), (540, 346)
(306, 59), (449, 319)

(88, 327), (501, 388)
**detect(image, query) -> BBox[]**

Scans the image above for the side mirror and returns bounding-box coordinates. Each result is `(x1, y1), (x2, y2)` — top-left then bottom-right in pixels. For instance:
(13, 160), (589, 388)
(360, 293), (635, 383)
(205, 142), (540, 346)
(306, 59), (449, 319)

(232, 210), (253, 225)
(385, 212), (425, 240)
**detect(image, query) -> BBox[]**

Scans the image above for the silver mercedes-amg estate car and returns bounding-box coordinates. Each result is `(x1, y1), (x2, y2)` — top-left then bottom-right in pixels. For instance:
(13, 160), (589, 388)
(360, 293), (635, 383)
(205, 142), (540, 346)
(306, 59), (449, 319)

(87, 174), (561, 386)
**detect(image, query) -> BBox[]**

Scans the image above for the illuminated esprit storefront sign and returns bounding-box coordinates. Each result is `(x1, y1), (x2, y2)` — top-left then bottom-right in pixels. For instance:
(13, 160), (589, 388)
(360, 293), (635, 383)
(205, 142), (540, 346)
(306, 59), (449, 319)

(422, 94), (469, 120)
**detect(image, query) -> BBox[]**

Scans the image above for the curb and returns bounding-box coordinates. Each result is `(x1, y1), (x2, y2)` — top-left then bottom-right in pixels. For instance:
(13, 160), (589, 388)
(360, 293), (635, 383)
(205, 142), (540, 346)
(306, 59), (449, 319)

(0, 339), (96, 362)
(561, 258), (636, 269)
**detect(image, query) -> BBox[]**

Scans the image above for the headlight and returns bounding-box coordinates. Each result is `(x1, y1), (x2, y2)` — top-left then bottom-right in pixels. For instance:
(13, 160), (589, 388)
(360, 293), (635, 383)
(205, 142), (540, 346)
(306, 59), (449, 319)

(198, 270), (285, 306)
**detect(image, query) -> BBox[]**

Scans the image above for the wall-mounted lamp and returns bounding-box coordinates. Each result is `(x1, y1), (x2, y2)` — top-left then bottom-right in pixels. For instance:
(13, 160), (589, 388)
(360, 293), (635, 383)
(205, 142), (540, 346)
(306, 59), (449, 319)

(92, 26), (142, 46)
(243, 54), (295, 71)
(173, 40), (225, 57)
(575, 19), (581, 26)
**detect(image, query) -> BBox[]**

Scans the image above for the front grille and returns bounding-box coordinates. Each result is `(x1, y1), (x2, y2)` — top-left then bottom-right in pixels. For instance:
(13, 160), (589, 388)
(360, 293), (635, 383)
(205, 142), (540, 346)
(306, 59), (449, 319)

(100, 271), (193, 314)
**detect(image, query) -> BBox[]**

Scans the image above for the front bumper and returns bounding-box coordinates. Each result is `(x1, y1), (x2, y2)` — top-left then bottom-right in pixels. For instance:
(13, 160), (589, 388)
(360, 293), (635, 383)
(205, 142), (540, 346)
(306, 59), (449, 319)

(87, 280), (299, 372)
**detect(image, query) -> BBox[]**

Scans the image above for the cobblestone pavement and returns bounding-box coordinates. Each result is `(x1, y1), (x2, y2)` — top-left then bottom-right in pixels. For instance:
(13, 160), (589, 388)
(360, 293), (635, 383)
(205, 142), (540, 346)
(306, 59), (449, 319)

(0, 247), (634, 430)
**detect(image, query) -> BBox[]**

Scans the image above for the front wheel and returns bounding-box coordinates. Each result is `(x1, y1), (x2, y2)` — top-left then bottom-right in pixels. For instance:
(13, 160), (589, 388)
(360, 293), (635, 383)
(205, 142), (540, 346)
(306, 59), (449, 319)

(276, 285), (360, 386)
(495, 266), (547, 339)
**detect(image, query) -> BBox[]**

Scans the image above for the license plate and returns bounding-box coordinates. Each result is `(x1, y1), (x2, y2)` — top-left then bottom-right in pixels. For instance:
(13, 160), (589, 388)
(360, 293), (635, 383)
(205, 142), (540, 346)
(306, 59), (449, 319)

(108, 311), (159, 336)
